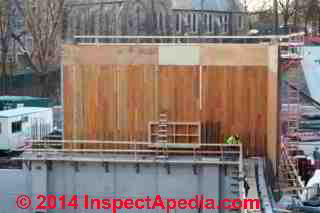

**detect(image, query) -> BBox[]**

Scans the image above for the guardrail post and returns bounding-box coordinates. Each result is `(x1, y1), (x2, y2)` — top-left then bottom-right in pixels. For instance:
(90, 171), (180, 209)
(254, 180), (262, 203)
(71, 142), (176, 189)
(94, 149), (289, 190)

(239, 144), (243, 174)
(134, 141), (137, 161)
(31, 161), (48, 213)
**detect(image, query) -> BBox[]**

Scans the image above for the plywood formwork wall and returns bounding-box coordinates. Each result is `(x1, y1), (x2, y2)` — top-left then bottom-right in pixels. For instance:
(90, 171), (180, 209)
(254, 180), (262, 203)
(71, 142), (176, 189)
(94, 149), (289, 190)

(63, 44), (279, 162)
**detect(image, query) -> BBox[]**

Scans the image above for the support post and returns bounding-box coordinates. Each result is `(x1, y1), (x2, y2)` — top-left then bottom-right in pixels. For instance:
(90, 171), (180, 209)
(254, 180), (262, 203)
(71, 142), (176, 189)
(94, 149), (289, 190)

(31, 161), (48, 213)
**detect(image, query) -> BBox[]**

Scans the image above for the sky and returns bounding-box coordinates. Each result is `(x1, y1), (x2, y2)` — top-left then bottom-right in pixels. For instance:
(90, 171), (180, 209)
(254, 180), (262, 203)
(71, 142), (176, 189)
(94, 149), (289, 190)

(246, 0), (272, 11)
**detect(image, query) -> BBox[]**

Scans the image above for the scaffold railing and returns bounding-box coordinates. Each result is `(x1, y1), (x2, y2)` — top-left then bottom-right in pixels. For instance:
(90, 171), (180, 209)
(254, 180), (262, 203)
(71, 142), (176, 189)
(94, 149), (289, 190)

(73, 32), (305, 44)
(281, 32), (304, 136)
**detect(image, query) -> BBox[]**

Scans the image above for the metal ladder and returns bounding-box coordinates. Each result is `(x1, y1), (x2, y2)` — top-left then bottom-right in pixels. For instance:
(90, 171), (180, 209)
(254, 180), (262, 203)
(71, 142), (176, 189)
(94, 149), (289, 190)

(279, 140), (303, 196)
(157, 113), (169, 157)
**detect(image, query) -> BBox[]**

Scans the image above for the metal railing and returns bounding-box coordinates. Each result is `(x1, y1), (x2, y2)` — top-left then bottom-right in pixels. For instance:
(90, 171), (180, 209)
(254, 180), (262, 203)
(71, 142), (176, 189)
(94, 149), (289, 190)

(15, 140), (243, 163)
(73, 32), (305, 44)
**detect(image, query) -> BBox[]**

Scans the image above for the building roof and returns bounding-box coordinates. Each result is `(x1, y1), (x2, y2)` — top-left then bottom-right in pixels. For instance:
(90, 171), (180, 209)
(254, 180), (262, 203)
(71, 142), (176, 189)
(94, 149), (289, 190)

(0, 107), (51, 118)
(171, 0), (243, 12)
(0, 96), (49, 102)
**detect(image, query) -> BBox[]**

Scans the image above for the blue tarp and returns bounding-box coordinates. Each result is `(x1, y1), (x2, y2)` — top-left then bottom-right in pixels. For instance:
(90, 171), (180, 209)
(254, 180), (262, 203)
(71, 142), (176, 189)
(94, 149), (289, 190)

(302, 47), (320, 103)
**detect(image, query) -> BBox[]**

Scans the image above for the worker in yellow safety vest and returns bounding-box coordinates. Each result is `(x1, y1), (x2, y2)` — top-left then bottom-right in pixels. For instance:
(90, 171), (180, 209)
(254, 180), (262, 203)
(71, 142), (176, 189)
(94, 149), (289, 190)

(225, 135), (241, 144)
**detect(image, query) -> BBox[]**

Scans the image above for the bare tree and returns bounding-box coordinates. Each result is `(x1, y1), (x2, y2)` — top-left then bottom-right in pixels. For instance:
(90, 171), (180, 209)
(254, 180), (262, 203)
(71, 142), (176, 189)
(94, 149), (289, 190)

(300, 0), (320, 34)
(278, 0), (320, 33)
(248, 0), (274, 32)
(13, 0), (65, 96)
(278, 0), (295, 29)
(0, 0), (14, 94)
(274, 0), (279, 34)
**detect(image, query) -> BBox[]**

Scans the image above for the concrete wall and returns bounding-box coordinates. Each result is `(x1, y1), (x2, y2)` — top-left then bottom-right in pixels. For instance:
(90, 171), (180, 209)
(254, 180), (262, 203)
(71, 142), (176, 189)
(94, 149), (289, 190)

(0, 162), (240, 213)
(0, 169), (30, 213)
(46, 162), (234, 213)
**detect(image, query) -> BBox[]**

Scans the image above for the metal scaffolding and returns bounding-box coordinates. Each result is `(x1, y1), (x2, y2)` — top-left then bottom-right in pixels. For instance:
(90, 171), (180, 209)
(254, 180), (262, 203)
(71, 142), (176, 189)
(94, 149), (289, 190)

(279, 33), (305, 197)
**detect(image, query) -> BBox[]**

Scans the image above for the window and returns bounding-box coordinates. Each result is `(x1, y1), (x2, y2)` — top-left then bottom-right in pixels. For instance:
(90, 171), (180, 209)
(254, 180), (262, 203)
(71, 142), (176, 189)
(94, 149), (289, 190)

(105, 14), (109, 34)
(12, 121), (22, 134)
(62, 10), (68, 39)
(204, 14), (207, 32)
(209, 14), (213, 32)
(224, 15), (228, 33)
(192, 13), (196, 32)
(154, 13), (157, 30)
(90, 14), (95, 35)
(176, 13), (180, 32)
(239, 15), (242, 29)
(76, 16), (82, 35)
(159, 13), (163, 32)
(22, 116), (28, 123)
(181, 14), (184, 32)
(137, 6), (141, 33)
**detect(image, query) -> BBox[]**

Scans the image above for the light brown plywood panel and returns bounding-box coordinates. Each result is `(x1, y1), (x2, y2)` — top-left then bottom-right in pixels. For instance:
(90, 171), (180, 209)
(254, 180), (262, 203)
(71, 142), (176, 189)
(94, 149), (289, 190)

(63, 44), (279, 160)
(63, 65), (73, 145)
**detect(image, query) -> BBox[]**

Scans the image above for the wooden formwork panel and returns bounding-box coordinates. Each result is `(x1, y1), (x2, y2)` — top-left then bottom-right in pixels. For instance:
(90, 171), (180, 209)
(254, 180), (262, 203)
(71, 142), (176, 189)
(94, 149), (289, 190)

(158, 66), (200, 122)
(63, 44), (279, 159)
(201, 66), (268, 156)
(64, 64), (158, 149)
(63, 65), (74, 148)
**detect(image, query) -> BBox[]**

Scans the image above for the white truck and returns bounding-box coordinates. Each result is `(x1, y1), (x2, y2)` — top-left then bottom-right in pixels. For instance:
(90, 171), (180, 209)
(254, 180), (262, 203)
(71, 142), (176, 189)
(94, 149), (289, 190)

(0, 107), (53, 153)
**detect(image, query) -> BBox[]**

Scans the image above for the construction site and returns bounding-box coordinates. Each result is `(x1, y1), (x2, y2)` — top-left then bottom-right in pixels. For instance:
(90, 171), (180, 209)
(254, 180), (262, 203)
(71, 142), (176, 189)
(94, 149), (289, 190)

(1, 32), (320, 213)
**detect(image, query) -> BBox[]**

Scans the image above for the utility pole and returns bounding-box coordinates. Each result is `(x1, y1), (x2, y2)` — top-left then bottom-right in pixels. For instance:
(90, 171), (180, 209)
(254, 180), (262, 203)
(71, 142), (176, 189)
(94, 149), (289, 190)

(274, 0), (279, 34)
